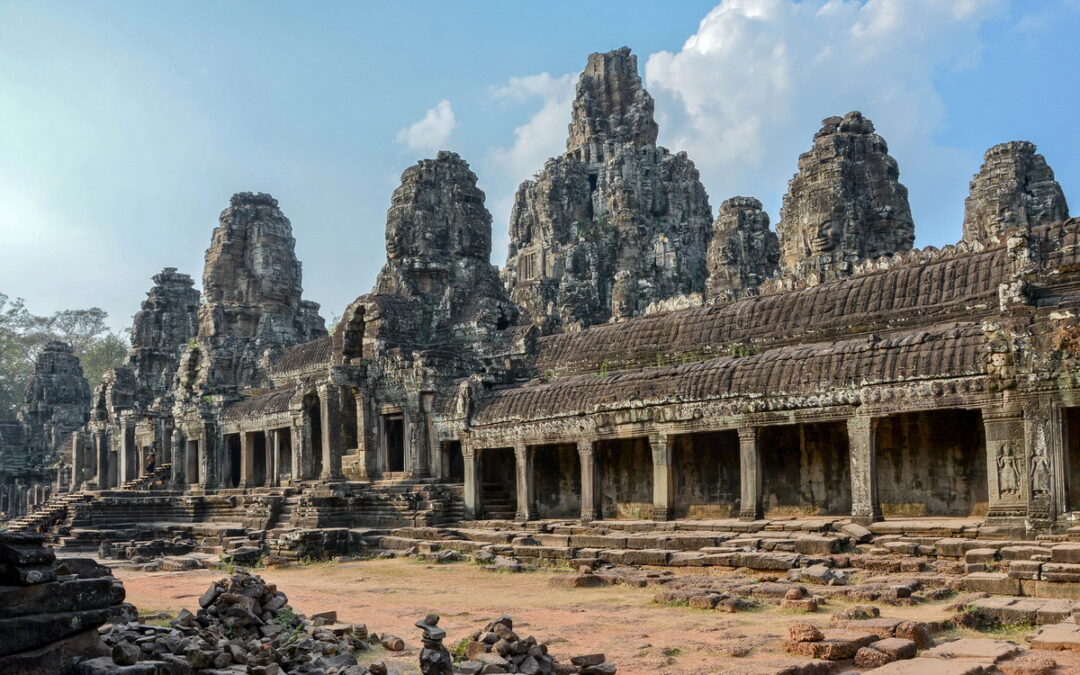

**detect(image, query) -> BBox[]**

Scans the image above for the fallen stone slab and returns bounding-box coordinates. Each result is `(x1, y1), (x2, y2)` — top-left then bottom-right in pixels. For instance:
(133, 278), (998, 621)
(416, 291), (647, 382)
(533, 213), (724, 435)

(1029, 622), (1080, 652)
(996, 652), (1058, 675)
(869, 637), (917, 660)
(862, 657), (992, 674)
(922, 638), (1021, 662)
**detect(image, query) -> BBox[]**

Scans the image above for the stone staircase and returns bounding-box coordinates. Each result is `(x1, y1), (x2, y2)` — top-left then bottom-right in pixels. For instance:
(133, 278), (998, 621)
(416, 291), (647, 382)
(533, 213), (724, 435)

(119, 463), (172, 491)
(267, 493), (300, 530)
(481, 484), (516, 520)
(2, 490), (93, 533)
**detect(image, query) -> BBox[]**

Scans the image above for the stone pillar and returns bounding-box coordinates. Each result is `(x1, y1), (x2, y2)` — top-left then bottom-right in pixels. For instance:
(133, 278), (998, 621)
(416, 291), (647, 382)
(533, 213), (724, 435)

(1024, 400), (1064, 523)
(848, 415), (882, 525)
(119, 425), (135, 484)
(291, 421), (304, 482)
(417, 393), (435, 478)
(578, 440), (598, 521)
(94, 430), (109, 490)
(70, 432), (86, 491)
(737, 426), (763, 520)
(463, 443), (481, 520)
(319, 385), (344, 481)
(268, 430), (279, 487)
(170, 429), (185, 486)
(650, 433), (674, 521)
(984, 407), (1027, 523)
(239, 432), (254, 488)
(355, 391), (370, 480)
(514, 443), (534, 522)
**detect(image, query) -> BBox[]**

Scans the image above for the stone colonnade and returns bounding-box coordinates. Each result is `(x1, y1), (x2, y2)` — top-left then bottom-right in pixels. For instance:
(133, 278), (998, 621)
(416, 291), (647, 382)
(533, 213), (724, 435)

(0, 481), (52, 516)
(460, 405), (1056, 525)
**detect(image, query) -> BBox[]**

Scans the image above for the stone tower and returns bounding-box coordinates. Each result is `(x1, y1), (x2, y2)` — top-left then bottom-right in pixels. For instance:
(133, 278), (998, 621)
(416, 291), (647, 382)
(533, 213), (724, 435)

(375, 151), (517, 345)
(706, 197), (780, 302)
(185, 192), (326, 394)
(504, 47), (713, 331)
(962, 141), (1069, 244)
(127, 267), (200, 405)
(776, 111), (914, 282)
(17, 341), (91, 465)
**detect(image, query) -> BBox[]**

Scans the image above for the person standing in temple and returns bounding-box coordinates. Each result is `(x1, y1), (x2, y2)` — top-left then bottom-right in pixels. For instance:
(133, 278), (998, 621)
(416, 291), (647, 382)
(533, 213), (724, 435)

(145, 445), (157, 474)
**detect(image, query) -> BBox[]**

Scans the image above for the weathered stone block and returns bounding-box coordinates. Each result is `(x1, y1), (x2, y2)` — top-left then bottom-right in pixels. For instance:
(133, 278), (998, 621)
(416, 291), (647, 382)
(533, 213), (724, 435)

(1050, 544), (1080, 564)
(962, 572), (1020, 595)
(1040, 563), (1080, 583)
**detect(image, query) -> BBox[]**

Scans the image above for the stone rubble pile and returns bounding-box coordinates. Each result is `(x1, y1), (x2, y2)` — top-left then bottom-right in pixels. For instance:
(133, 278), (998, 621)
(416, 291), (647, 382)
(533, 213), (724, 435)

(78, 571), (393, 675)
(454, 614), (616, 675)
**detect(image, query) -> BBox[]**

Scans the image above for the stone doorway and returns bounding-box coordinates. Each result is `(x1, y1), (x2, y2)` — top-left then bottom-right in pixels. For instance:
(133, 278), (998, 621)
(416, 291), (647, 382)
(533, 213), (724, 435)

(277, 429), (293, 484)
(1065, 408), (1080, 511)
(480, 447), (516, 520)
(303, 393), (322, 479)
(384, 413), (405, 473)
(876, 409), (988, 517)
(760, 422), (851, 516)
(185, 440), (200, 485)
(251, 431), (267, 487)
(597, 438), (652, 519)
(225, 433), (241, 488)
(533, 443), (581, 519)
(440, 441), (464, 482)
(672, 431), (740, 519)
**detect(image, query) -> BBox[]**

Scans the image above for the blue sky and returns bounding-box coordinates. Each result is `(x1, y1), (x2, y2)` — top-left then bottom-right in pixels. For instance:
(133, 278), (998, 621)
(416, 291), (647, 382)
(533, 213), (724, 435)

(1, 0), (1077, 332)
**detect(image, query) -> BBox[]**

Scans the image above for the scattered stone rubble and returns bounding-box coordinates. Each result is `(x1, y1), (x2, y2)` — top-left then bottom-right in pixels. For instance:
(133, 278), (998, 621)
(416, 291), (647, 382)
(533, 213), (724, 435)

(454, 614), (616, 675)
(80, 570), (392, 675)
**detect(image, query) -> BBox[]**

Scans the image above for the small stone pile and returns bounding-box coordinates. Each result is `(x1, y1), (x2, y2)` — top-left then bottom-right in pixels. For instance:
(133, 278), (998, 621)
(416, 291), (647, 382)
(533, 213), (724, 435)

(455, 615), (616, 675)
(79, 571), (391, 675)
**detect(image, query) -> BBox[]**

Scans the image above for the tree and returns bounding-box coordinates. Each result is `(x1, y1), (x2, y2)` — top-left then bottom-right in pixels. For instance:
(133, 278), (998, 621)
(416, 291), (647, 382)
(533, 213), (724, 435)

(0, 294), (129, 418)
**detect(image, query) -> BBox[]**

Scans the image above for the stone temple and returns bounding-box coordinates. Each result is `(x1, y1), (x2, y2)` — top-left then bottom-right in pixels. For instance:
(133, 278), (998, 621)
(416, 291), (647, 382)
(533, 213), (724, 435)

(2, 46), (1079, 558)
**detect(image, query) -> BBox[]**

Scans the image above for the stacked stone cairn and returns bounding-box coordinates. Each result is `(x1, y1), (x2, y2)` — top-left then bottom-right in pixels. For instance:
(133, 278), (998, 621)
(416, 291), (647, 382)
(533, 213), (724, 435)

(80, 570), (394, 675)
(455, 614), (616, 675)
(417, 613), (452, 675)
(0, 531), (132, 675)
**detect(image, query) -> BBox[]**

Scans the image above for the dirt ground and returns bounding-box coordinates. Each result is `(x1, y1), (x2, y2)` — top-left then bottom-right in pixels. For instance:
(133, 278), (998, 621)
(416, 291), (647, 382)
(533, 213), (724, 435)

(114, 559), (1069, 675)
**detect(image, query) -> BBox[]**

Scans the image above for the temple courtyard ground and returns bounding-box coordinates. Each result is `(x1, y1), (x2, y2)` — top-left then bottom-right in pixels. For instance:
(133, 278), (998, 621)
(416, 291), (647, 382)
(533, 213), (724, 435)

(114, 557), (1080, 674)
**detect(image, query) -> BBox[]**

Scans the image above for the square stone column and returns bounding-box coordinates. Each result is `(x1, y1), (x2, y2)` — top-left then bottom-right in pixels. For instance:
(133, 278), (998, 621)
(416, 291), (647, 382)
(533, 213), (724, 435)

(291, 421), (304, 483)
(650, 433), (674, 521)
(1025, 400), (1064, 523)
(318, 385), (344, 481)
(738, 426), (763, 520)
(70, 432), (86, 491)
(984, 407), (1028, 522)
(848, 416), (882, 525)
(239, 432), (255, 488)
(95, 430), (109, 490)
(170, 429), (185, 486)
(119, 425), (136, 484)
(462, 444), (482, 520)
(514, 443), (534, 522)
(267, 430), (279, 487)
(578, 440), (598, 521)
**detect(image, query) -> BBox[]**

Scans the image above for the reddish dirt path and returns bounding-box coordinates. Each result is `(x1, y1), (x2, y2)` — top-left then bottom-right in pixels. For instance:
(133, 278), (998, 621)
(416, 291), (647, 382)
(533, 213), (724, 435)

(114, 559), (1074, 674)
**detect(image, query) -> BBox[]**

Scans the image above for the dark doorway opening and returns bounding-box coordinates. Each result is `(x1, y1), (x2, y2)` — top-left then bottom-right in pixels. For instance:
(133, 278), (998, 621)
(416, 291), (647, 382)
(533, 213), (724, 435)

(385, 414), (405, 472)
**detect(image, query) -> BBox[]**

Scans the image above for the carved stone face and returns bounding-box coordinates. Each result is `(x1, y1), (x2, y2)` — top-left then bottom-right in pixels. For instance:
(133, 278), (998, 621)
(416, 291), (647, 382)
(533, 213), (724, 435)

(812, 220), (842, 253)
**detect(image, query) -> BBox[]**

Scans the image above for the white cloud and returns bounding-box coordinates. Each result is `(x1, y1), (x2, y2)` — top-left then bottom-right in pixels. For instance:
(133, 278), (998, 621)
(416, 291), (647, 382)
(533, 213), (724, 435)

(395, 99), (457, 152)
(488, 72), (576, 181)
(644, 0), (1007, 245)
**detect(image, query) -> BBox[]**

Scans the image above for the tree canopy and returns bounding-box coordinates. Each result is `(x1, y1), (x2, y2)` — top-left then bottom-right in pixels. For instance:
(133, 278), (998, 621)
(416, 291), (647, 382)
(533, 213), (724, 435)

(0, 294), (128, 418)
